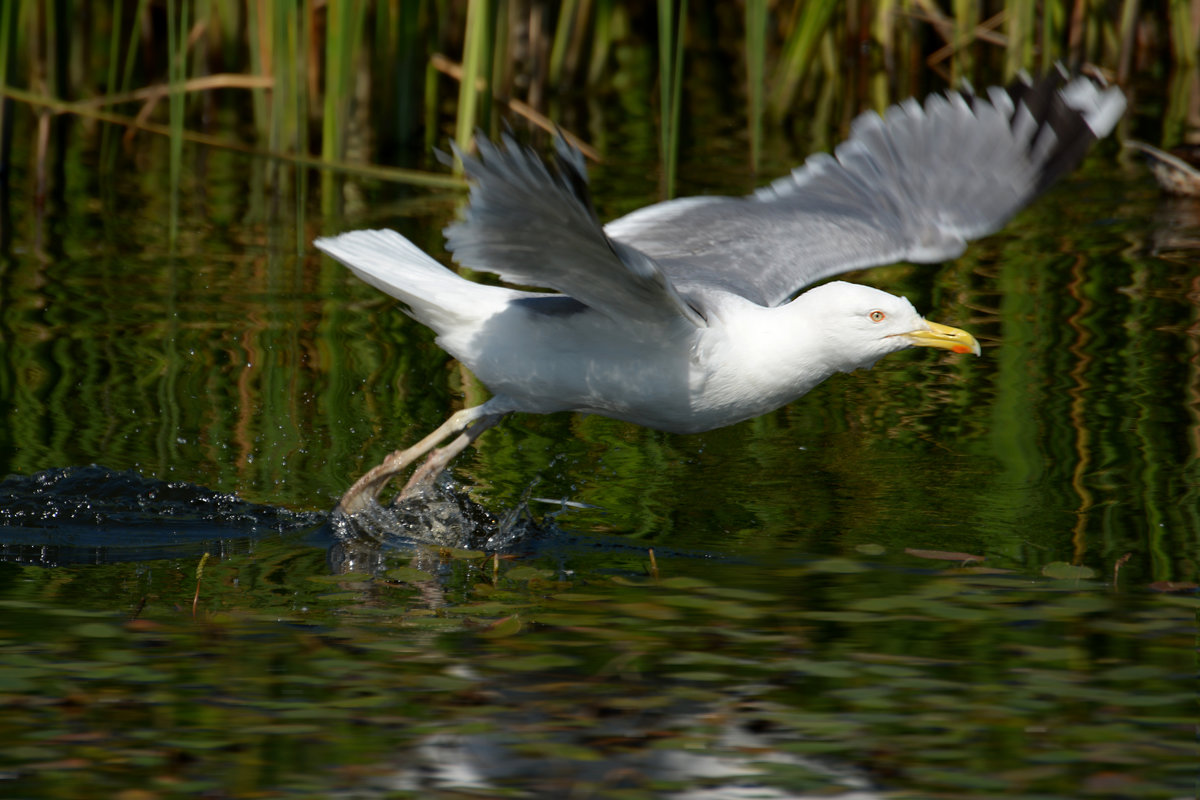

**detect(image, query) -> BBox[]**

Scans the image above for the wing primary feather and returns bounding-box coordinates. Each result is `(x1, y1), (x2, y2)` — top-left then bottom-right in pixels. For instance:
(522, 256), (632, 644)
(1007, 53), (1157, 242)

(605, 72), (1124, 308)
(443, 133), (706, 326)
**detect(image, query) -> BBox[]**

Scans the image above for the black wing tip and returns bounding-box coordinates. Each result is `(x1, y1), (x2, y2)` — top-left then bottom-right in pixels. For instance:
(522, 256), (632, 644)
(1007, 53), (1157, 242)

(996, 68), (1126, 192)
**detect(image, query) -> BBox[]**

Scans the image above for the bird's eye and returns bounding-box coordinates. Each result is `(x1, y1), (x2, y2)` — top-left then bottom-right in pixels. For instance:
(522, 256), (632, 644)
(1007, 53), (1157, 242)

(868, 310), (886, 323)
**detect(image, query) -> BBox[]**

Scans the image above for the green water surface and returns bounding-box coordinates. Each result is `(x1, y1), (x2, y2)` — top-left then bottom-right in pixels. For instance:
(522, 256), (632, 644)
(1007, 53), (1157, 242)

(0, 104), (1194, 798)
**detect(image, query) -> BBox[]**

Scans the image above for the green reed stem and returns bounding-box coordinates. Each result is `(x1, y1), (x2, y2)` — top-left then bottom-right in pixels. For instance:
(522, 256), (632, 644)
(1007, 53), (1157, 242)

(99, 0), (123, 166)
(588, 0), (615, 83)
(745, 0), (766, 173)
(1164, 66), (1197, 144)
(952, 0), (977, 83)
(269, 0), (308, 241)
(166, 0), (189, 241)
(1115, 0), (1139, 80)
(322, 0), (346, 178)
(322, 0), (368, 213)
(387, 0), (424, 146)
(1005, 0), (1034, 77)
(456, 0), (494, 155)
(0, 0), (18, 161)
(245, 0), (270, 140)
(769, 0), (837, 118)
(1169, 0), (1196, 66)
(549, 0), (582, 87)
(425, 57), (439, 154)
(657, 0), (686, 198)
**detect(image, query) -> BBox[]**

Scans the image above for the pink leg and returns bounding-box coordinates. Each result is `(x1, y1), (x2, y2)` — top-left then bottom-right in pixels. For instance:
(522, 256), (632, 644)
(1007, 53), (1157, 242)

(398, 413), (507, 500)
(336, 405), (506, 515)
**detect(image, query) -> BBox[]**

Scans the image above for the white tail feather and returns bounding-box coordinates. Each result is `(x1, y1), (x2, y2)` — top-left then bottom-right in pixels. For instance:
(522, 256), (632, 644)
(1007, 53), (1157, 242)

(315, 229), (498, 333)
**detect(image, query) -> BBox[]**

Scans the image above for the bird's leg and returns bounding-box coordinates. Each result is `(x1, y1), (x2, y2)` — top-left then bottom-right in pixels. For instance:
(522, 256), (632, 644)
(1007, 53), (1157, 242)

(336, 405), (496, 515)
(397, 412), (508, 501)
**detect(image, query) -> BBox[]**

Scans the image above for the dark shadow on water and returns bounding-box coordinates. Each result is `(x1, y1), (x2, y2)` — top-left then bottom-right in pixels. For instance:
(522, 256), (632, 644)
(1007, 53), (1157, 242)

(0, 465), (713, 575)
(0, 465), (329, 566)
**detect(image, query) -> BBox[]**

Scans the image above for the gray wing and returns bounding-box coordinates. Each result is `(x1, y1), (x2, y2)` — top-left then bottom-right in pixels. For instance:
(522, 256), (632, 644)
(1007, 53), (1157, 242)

(444, 134), (705, 327)
(605, 72), (1126, 308)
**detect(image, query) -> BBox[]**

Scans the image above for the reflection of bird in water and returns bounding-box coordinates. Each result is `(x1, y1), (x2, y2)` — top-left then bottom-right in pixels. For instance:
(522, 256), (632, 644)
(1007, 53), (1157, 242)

(317, 72), (1125, 515)
(1126, 140), (1200, 196)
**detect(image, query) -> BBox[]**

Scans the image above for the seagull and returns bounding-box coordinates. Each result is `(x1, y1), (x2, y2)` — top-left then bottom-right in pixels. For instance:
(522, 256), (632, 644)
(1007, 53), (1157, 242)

(316, 71), (1125, 515)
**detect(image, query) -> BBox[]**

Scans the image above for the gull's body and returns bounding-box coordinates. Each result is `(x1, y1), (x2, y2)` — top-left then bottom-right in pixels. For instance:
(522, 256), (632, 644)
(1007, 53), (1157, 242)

(317, 71), (1125, 513)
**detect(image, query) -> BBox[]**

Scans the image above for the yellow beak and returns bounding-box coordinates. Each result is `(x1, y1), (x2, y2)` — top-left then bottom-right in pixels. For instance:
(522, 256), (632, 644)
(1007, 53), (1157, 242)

(902, 319), (981, 356)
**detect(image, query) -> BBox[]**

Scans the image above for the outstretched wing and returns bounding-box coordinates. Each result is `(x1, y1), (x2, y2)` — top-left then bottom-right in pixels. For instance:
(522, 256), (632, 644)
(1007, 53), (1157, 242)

(444, 134), (705, 327)
(605, 72), (1126, 308)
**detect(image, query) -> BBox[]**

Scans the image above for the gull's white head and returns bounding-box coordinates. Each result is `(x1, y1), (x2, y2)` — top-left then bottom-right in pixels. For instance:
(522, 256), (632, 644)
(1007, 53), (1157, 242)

(795, 281), (980, 373)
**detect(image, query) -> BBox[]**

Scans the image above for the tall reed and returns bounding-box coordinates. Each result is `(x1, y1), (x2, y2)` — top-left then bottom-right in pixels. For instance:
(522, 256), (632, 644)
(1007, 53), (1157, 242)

(166, 0), (189, 240)
(657, 0), (687, 198)
(0, 0), (18, 184)
(455, 0), (495, 155)
(769, 0), (838, 118)
(745, 0), (767, 172)
(0, 0), (1184, 207)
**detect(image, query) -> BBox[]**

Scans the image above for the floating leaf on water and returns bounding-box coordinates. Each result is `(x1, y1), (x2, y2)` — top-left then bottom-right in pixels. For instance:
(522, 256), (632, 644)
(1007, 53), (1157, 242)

(325, 693), (397, 709)
(46, 607), (113, 619)
(550, 593), (614, 603)
(783, 659), (857, 679)
(410, 674), (479, 692)
(313, 591), (364, 603)
(659, 576), (713, 590)
(503, 565), (552, 582)
(1, 744), (60, 762)
(860, 663), (922, 678)
(911, 599), (991, 621)
(158, 738), (237, 751)
(491, 653), (578, 672)
(385, 566), (434, 583)
(448, 601), (533, 617)
(242, 723), (324, 735)
(657, 594), (759, 619)
(613, 601), (681, 620)
(0, 599), (41, 610)
(399, 615), (465, 631)
(1042, 562), (1097, 580)
(905, 548), (985, 563)
(479, 615), (523, 638)
(664, 670), (731, 682)
(855, 543), (886, 556)
(947, 565), (1014, 575)
(1100, 664), (1167, 682)
(526, 614), (609, 629)
(69, 622), (123, 639)
(609, 576), (656, 588)
(440, 547), (486, 560)
(807, 557), (869, 574)
(665, 651), (753, 668)
(0, 673), (36, 691)
(699, 586), (781, 603)
(847, 595), (911, 612)
(1155, 594), (1200, 609)
(1010, 644), (1086, 663)
(797, 610), (881, 623)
